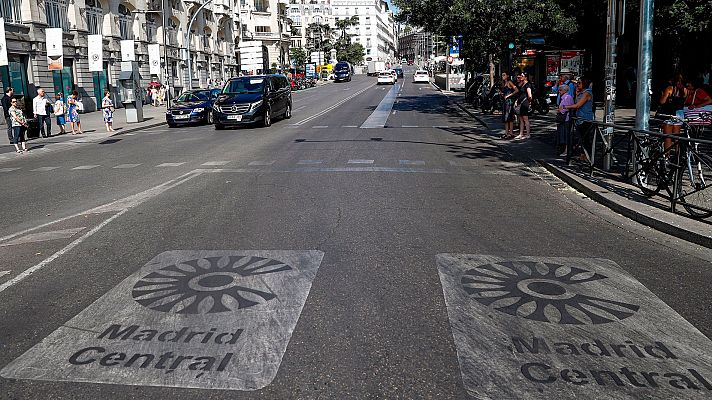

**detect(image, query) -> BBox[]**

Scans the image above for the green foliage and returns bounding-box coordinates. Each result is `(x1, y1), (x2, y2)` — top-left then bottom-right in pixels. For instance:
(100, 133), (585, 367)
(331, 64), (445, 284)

(337, 42), (366, 65)
(290, 47), (307, 68)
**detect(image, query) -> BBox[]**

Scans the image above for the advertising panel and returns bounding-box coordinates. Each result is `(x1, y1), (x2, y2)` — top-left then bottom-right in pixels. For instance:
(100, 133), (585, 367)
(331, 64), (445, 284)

(148, 44), (161, 75)
(0, 18), (8, 66)
(88, 35), (103, 72)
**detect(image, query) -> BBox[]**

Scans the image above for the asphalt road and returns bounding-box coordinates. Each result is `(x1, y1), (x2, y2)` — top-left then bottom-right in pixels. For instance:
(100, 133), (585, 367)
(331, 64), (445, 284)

(1, 71), (711, 399)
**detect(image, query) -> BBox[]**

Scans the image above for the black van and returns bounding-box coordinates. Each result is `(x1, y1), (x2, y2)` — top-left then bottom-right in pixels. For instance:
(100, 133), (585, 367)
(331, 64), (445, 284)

(212, 74), (292, 129)
(334, 62), (352, 82)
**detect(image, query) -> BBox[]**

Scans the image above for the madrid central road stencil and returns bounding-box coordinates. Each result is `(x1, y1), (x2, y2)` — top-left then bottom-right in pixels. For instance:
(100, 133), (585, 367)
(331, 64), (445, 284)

(1, 250), (324, 390)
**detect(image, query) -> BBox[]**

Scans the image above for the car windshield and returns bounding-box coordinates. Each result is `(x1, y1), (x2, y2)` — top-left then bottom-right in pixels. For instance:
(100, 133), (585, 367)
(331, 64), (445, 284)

(176, 91), (209, 102)
(335, 65), (349, 72)
(223, 78), (265, 94)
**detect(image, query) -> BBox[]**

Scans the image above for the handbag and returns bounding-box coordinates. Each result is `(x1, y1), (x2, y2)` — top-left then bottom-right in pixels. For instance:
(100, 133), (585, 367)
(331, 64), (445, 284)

(513, 102), (521, 115)
(555, 111), (567, 123)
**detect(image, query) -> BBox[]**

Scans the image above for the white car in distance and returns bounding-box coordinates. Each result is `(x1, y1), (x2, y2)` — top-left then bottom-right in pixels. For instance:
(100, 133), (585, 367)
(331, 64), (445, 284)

(388, 69), (398, 82)
(413, 70), (430, 83)
(377, 72), (396, 85)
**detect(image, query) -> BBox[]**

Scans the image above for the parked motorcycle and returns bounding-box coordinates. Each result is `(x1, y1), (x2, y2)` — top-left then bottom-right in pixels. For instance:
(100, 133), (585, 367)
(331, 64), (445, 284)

(481, 86), (503, 114)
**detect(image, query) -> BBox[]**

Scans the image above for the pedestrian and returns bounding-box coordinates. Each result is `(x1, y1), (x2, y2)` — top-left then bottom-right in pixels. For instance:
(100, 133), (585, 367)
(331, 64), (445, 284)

(513, 72), (533, 141)
(556, 84), (574, 157)
(53, 93), (67, 134)
(556, 70), (576, 107)
(562, 77), (594, 160)
(102, 90), (115, 132)
(33, 87), (52, 138)
(2, 87), (14, 143)
(8, 97), (28, 153)
(657, 74), (687, 151)
(146, 87), (153, 106)
(67, 90), (83, 134)
(151, 86), (159, 107)
(500, 72), (519, 139)
(159, 85), (167, 106)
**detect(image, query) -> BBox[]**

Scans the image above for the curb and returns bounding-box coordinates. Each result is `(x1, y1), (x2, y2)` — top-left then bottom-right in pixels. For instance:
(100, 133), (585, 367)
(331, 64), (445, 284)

(539, 160), (712, 249)
(110, 121), (167, 137)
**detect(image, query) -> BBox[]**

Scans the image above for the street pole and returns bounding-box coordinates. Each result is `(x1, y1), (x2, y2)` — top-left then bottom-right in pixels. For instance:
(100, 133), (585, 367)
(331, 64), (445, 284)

(186, 0), (216, 91)
(602, 0), (622, 170)
(635, 0), (654, 131)
(163, 0), (171, 108)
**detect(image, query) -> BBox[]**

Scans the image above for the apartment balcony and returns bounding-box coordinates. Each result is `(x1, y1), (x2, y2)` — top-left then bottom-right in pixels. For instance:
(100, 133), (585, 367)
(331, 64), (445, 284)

(253, 31), (281, 40)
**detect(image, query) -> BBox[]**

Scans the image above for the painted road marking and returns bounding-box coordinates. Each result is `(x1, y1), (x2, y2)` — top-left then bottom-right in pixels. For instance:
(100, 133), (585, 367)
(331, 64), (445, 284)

(1, 250), (324, 391)
(0, 271), (10, 278)
(342, 125), (358, 128)
(436, 254), (712, 400)
(294, 105), (307, 111)
(361, 83), (400, 128)
(312, 126), (329, 129)
(399, 160), (425, 165)
(0, 227), (86, 247)
(201, 161), (231, 166)
(0, 167), (20, 173)
(31, 167), (60, 171)
(248, 161), (275, 166)
(297, 160), (323, 165)
(401, 125), (419, 128)
(113, 164), (141, 169)
(72, 165), (100, 170)
(156, 163), (186, 167)
(294, 85), (373, 126)
(347, 159), (375, 164)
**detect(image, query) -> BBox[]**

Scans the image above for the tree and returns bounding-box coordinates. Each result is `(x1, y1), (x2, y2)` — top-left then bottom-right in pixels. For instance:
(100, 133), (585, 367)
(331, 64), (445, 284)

(290, 47), (307, 70)
(335, 16), (359, 51)
(337, 42), (366, 65)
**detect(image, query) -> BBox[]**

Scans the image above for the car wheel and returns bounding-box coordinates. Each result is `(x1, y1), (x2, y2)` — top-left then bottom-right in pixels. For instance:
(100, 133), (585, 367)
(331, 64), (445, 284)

(262, 107), (272, 127)
(284, 102), (292, 119)
(215, 123), (224, 130)
(206, 112), (214, 125)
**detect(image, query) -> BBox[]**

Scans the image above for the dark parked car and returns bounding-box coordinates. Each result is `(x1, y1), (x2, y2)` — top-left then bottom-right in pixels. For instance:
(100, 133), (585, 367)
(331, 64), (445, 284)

(166, 89), (220, 127)
(212, 75), (292, 129)
(394, 67), (404, 78)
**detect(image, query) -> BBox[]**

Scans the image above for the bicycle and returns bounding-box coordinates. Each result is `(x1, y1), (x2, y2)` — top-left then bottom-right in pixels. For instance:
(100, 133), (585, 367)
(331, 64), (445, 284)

(631, 111), (712, 219)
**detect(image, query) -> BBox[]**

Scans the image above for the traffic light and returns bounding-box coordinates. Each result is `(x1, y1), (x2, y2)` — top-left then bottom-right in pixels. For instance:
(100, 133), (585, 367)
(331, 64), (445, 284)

(508, 42), (515, 50)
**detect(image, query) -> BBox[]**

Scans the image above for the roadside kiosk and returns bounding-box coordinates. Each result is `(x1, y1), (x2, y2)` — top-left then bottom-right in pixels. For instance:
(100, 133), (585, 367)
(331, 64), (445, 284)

(118, 61), (144, 123)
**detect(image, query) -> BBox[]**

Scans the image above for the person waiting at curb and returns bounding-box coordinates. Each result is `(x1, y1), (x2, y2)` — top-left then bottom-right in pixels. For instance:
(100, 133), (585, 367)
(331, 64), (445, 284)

(33, 87), (52, 138)
(8, 98), (28, 153)
(54, 93), (67, 135)
(2, 87), (14, 143)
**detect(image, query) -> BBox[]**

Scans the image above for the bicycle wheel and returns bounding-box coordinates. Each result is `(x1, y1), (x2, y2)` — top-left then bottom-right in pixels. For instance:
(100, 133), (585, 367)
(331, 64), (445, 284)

(678, 153), (712, 219)
(632, 137), (664, 196)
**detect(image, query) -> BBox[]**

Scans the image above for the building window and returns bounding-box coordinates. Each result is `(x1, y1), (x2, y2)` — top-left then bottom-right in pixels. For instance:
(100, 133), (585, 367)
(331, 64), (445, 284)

(118, 3), (134, 40)
(167, 18), (179, 46)
(255, 0), (268, 13)
(46, 0), (69, 32)
(146, 13), (158, 42)
(86, 0), (103, 35)
(0, 0), (23, 23)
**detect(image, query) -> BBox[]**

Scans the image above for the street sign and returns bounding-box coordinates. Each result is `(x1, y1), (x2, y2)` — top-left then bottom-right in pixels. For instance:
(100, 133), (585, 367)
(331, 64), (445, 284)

(447, 56), (454, 64)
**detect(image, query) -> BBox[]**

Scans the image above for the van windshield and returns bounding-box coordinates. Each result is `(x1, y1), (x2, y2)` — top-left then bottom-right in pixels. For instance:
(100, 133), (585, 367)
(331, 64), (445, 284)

(335, 64), (349, 72)
(223, 78), (265, 94)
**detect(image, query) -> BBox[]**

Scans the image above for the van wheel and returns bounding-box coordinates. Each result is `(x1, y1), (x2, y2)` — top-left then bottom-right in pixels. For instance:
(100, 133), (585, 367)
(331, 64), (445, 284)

(284, 103), (292, 119)
(263, 107), (272, 127)
(206, 112), (214, 125)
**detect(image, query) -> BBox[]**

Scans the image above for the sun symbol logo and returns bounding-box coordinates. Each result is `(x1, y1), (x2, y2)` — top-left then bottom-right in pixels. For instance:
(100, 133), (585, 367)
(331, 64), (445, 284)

(132, 255), (292, 314)
(461, 261), (640, 325)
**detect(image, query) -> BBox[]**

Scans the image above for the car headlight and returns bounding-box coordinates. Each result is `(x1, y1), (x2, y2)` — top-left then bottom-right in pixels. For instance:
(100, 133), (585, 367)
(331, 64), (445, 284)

(192, 108), (204, 113)
(250, 100), (263, 110)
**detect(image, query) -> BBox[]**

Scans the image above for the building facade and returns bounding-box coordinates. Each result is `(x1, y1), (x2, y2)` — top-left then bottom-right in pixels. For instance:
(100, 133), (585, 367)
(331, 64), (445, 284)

(288, 0), (396, 66)
(398, 30), (433, 66)
(0, 0), (289, 113)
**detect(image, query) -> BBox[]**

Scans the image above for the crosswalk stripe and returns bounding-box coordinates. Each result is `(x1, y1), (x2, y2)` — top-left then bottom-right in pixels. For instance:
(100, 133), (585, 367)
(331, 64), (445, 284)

(201, 161), (231, 166)
(248, 160), (275, 166)
(297, 160), (323, 165)
(113, 164), (141, 169)
(312, 126), (329, 128)
(156, 162), (186, 167)
(399, 160), (426, 165)
(347, 159), (375, 164)
(72, 165), (100, 170)
(31, 167), (60, 171)
(0, 168), (20, 173)
(342, 125), (358, 128)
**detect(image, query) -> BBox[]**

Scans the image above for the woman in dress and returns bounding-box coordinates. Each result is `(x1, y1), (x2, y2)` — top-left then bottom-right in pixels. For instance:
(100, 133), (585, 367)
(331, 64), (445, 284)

(8, 98), (28, 153)
(67, 90), (83, 134)
(53, 93), (67, 135)
(513, 72), (533, 141)
(556, 84), (575, 157)
(501, 72), (519, 139)
(102, 90), (115, 132)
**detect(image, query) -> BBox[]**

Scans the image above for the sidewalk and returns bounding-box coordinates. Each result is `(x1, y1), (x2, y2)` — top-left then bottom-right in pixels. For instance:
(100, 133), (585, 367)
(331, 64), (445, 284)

(0, 105), (167, 163)
(440, 89), (712, 248)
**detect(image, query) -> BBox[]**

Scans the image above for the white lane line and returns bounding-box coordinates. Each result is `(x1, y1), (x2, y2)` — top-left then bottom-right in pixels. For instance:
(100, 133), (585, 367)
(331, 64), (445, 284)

(294, 84), (373, 126)
(124, 133), (136, 136)
(156, 162), (186, 167)
(113, 164), (141, 169)
(392, 110), (397, 115)
(295, 105), (307, 111)
(0, 271), (10, 278)
(0, 227), (86, 247)
(312, 126), (329, 129)
(0, 210), (127, 294)
(248, 160), (275, 166)
(297, 160), (323, 165)
(399, 160), (426, 165)
(72, 165), (100, 170)
(347, 159), (375, 164)
(0, 167), (20, 172)
(361, 83), (400, 129)
(402, 125), (419, 128)
(342, 125), (358, 128)
(202, 161), (231, 166)
(31, 167), (60, 171)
